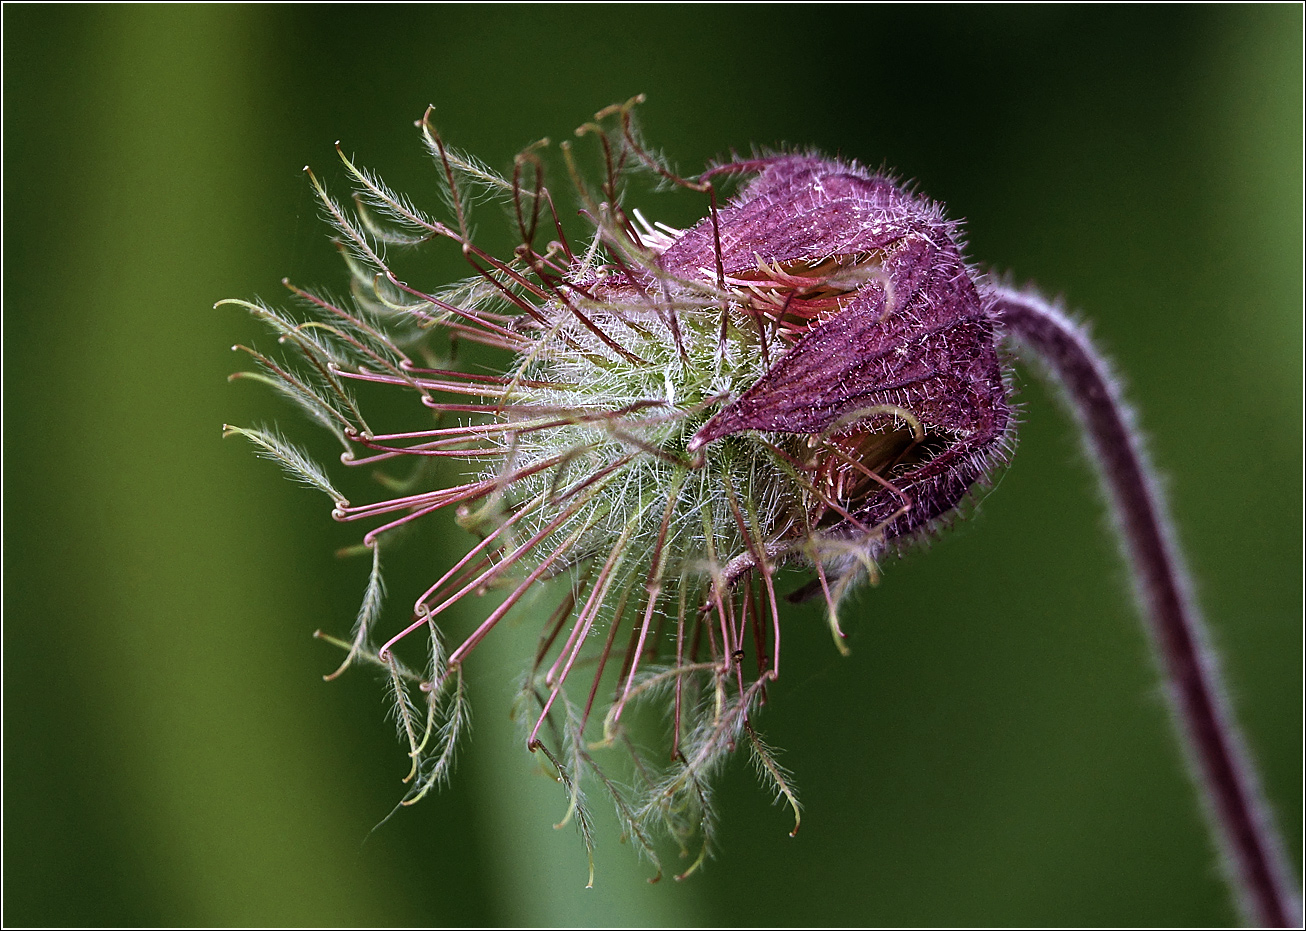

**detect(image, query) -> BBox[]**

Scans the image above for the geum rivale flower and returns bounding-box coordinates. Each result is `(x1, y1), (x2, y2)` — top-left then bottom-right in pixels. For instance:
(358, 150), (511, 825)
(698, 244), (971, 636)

(224, 100), (1012, 881)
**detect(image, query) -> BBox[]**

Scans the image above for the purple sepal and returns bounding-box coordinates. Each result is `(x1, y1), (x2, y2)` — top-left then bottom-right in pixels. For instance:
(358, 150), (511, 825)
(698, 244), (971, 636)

(675, 156), (1013, 546)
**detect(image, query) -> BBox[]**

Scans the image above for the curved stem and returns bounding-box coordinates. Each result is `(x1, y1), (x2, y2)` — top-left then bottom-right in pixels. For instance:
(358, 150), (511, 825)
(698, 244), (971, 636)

(991, 287), (1298, 927)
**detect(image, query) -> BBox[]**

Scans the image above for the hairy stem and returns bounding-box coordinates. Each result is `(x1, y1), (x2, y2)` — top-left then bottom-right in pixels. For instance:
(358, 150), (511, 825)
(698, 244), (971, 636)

(992, 287), (1298, 927)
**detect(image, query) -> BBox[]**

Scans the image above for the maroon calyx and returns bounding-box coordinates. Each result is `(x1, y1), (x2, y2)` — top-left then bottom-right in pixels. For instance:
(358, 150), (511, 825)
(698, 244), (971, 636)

(674, 156), (1012, 546)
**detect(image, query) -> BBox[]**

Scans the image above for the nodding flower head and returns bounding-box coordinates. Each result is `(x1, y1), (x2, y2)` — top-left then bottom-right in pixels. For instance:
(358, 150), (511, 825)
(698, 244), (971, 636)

(223, 98), (1013, 882)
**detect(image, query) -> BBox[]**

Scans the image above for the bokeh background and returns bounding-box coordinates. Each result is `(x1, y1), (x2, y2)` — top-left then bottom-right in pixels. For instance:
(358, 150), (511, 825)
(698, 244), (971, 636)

(5, 5), (1301, 926)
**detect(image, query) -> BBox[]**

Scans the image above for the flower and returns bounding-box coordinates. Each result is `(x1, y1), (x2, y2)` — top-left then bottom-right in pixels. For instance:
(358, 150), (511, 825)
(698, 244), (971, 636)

(223, 98), (1012, 882)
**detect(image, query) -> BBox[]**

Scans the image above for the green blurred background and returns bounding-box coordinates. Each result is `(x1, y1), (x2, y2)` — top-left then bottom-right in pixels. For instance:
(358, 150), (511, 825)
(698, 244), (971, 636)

(5, 5), (1300, 926)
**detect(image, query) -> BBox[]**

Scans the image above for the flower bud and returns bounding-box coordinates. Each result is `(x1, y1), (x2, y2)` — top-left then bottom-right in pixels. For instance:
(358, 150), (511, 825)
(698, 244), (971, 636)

(226, 104), (1013, 879)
